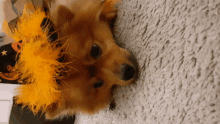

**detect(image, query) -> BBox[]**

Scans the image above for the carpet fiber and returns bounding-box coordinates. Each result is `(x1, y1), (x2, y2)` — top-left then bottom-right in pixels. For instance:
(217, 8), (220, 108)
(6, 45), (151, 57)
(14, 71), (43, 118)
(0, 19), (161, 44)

(75, 0), (220, 124)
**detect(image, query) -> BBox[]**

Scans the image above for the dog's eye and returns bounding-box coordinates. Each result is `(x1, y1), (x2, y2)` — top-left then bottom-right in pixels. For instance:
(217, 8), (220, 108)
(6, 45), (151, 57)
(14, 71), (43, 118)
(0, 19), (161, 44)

(91, 44), (102, 58)
(94, 80), (104, 88)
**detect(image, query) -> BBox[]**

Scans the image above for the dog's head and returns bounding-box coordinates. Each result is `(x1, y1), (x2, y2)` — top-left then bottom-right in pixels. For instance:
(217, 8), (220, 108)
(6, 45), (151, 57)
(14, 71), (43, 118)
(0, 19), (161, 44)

(45, 0), (138, 119)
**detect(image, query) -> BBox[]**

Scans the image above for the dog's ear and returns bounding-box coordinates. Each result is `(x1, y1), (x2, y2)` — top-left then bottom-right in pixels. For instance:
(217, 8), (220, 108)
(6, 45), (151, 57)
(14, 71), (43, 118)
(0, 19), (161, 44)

(50, 5), (74, 28)
(99, 1), (118, 21)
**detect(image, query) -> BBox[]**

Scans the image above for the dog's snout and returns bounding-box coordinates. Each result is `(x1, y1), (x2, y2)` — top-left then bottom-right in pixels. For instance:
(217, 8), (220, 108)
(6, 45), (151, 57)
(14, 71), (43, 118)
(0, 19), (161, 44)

(119, 52), (138, 81)
(121, 64), (135, 81)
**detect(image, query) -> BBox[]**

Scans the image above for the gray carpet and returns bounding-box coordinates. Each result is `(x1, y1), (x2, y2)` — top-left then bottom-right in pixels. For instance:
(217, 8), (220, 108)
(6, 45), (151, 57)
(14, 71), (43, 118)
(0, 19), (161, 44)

(75, 0), (220, 124)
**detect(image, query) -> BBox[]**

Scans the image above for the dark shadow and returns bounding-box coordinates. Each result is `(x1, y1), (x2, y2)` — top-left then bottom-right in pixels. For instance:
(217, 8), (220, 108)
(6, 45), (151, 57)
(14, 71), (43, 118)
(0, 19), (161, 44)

(10, 97), (76, 124)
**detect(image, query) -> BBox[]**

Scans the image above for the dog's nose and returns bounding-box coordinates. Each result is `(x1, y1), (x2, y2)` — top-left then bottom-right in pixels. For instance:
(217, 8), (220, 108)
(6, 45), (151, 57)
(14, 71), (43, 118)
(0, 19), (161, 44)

(121, 64), (135, 81)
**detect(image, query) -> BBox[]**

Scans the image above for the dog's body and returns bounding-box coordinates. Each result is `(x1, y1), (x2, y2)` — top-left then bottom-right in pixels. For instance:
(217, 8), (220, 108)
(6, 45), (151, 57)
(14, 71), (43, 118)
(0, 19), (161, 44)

(37, 0), (138, 120)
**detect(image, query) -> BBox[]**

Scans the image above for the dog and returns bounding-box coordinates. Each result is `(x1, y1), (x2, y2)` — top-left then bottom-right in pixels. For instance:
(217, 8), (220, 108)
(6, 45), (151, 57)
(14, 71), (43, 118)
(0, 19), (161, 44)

(15, 0), (138, 121)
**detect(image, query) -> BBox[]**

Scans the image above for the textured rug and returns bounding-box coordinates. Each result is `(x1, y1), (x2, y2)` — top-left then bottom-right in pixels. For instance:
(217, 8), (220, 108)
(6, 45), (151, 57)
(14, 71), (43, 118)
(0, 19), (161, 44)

(75, 0), (220, 124)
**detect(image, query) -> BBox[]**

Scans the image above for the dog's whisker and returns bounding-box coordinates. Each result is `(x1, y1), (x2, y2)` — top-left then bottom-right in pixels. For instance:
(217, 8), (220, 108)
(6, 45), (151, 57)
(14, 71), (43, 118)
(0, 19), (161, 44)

(65, 65), (78, 71)
(47, 33), (71, 44)
(63, 39), (71, 51)
(62, 52), (79, 59)
(58, 78), (70, 88)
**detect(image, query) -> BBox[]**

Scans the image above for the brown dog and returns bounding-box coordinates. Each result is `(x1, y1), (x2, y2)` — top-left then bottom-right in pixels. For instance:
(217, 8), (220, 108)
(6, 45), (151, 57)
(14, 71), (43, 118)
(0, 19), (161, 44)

(41, 0), (138, 120)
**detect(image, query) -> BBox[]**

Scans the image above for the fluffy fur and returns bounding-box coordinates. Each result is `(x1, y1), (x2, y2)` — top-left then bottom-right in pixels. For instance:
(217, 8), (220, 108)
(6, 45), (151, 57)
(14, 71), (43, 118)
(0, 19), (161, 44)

(2, 4), (64, 114)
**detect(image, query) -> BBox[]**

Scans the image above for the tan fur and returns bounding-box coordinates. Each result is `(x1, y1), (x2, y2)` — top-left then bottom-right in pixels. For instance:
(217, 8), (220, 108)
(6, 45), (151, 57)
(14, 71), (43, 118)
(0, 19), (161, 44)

(44, 0), (137, 120)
